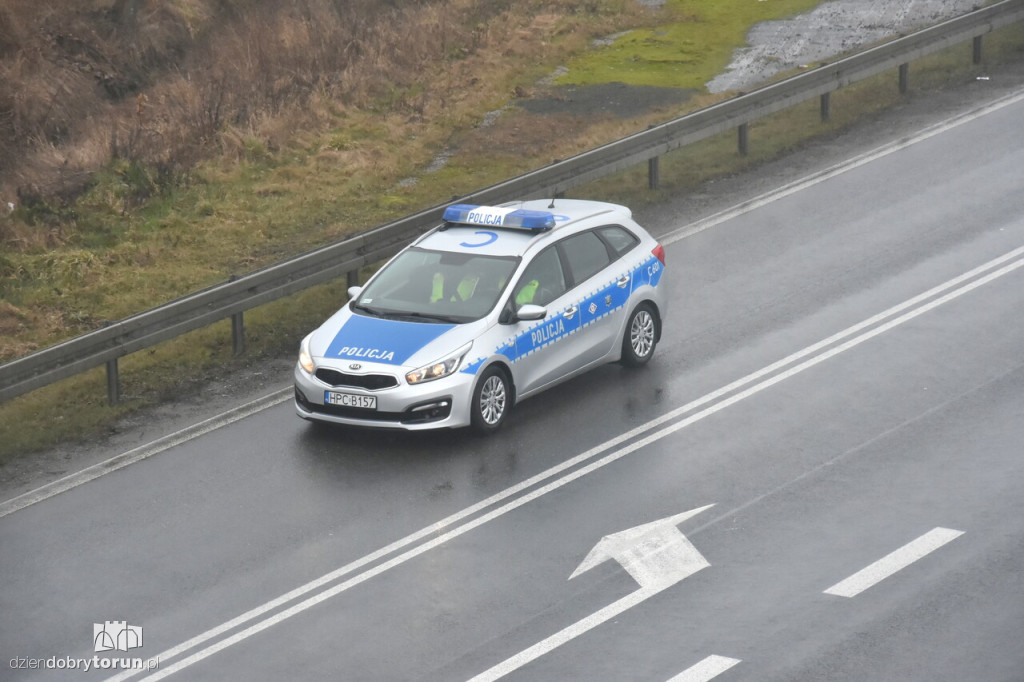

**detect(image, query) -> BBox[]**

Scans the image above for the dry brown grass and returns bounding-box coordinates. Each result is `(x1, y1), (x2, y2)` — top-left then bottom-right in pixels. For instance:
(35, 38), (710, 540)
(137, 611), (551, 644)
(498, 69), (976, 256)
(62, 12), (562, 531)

(0, 0), (574, 227)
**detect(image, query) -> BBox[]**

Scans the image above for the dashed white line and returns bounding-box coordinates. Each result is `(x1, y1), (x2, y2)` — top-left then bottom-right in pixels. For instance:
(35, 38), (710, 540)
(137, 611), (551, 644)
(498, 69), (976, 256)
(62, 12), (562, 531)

(824, 527), (965, 598)
(666, 655), (742, 682)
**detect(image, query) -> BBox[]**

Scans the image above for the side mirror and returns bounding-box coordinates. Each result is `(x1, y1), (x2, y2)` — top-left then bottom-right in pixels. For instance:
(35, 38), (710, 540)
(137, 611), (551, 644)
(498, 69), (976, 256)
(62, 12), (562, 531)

(347, 286), (362, 300)
(516, 304), (547, 321)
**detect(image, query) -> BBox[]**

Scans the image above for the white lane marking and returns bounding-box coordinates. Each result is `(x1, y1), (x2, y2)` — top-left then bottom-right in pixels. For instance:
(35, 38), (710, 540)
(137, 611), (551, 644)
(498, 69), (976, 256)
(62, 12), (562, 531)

(111, 252), (1024, 681)
(469, 588), (652, 682)
(6, 90), (1023, 520)
(661, 89), (1024, 245)
(0, 390), (291, 518)
(666, 656), (742, 682)
(471, 506), (715, 682)
(824, 527), (965, 598)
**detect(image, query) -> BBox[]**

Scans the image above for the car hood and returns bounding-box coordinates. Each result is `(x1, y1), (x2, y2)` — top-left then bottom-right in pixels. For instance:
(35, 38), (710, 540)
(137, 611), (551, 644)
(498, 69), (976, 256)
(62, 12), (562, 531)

(309, 309), (486, 369)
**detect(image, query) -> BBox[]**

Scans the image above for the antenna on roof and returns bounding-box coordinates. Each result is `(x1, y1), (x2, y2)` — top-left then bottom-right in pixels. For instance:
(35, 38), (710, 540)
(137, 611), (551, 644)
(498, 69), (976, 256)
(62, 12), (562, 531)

(547, 197), (556, 209)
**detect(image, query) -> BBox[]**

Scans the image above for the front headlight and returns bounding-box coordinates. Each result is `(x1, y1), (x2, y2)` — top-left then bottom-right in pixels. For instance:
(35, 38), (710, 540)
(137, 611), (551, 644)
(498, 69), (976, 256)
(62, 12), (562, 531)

(298, 335), (315, 374)
(405, 343), (471, 385)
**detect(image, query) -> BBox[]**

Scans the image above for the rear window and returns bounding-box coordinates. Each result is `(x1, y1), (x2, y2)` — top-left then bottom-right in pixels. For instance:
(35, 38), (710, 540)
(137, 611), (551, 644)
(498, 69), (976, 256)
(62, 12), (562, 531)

(597, 225), (639, 256)
(560, 231), (612, 285)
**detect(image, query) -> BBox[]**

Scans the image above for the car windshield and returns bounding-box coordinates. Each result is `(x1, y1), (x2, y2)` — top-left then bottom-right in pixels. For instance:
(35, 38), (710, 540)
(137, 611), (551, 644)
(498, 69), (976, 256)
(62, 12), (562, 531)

(353, 247), (520, 323)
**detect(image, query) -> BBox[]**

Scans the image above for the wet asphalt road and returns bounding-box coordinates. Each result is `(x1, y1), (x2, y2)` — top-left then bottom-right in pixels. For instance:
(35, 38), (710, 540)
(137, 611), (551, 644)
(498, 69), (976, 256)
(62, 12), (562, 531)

(3, 92), (1024, 681)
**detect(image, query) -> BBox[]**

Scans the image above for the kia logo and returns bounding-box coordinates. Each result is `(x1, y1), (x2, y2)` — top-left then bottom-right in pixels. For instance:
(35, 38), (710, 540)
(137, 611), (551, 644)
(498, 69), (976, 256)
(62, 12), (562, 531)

(349, 363), (362, 371)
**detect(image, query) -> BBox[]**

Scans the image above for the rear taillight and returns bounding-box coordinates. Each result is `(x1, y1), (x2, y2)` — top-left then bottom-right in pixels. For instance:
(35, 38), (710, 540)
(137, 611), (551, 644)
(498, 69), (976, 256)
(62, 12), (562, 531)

(652, 243), (666, 265)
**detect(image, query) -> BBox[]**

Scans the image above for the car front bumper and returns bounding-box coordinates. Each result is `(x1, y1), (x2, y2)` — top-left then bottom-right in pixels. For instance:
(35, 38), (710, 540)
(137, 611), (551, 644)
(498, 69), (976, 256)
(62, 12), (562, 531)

(293, 362), (477, 430)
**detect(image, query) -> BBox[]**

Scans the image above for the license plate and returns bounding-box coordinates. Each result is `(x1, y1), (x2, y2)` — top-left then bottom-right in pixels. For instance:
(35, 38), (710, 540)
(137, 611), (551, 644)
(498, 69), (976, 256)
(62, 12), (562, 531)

(324, 391), (377, 410)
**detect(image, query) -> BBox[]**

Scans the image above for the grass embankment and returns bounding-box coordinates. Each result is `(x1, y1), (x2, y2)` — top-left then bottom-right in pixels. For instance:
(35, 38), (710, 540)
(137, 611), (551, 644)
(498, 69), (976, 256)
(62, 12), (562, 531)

(1, 0), (1022, 463)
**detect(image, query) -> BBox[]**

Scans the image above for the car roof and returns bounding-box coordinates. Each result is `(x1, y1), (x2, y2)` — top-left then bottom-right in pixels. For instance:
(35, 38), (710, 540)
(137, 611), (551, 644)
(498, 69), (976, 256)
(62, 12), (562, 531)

(415, 199), (633, 258)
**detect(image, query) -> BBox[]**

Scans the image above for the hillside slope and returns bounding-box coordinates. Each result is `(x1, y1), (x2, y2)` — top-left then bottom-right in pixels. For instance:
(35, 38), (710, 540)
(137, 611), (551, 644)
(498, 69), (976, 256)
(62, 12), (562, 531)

(0, 0), (521, 209)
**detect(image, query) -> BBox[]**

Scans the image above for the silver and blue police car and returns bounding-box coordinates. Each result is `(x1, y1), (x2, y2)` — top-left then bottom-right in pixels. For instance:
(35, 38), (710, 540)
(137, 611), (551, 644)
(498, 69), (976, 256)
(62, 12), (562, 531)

(294, 198), (667, 433)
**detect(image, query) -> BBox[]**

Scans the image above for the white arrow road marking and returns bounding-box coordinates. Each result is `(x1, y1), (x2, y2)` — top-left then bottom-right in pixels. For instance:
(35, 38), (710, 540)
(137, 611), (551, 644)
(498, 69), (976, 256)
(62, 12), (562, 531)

(666, 655), (742, 682)
(824, 527), (964, 598)
(468, 505), (714, 682)
(571, 505), (715, 589)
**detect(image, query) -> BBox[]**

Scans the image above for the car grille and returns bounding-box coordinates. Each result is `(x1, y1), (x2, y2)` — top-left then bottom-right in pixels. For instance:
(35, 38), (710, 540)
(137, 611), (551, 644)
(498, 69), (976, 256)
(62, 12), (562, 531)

(294, 389), (451, 424)
(315, 368), (398, 390)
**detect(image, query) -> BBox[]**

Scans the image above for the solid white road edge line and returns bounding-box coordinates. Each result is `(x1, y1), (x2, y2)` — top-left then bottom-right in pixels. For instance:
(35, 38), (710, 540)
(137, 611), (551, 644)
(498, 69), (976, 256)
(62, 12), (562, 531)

(111, 253), (1024, 681)
(0, 390), (291, 519)
(661, 89), (1024, 245)
(823, 527), (965, 598)
(666, 655), (743, 682)
(5, 88), (1021, 520)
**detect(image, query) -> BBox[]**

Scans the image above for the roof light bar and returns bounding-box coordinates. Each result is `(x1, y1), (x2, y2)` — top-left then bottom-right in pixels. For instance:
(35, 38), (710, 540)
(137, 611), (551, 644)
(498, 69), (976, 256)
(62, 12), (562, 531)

(443, 204), (555, 231)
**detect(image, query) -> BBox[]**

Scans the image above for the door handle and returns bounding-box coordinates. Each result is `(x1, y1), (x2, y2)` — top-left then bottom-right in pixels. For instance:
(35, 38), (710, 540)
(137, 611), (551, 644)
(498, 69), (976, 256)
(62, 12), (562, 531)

(616, 275), (630, 288)
(563, 305), (578, 320)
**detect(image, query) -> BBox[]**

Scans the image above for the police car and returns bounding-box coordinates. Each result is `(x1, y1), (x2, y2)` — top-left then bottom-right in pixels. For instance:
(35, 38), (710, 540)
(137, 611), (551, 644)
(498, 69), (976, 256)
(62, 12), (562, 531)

(294, 198), (667, 433)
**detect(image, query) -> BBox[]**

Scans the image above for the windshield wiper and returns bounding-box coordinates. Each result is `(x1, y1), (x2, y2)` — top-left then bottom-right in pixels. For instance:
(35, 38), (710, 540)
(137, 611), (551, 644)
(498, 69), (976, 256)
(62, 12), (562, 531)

(353, 303), (463, 323)
(351, 302), (386, 317)
(390, 311), (464, 324)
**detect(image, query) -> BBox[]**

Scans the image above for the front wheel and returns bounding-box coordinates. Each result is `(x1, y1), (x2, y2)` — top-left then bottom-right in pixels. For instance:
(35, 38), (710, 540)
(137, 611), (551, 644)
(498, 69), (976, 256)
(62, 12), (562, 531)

(621, 303), (658, 367)
(471, 366), (510, 434)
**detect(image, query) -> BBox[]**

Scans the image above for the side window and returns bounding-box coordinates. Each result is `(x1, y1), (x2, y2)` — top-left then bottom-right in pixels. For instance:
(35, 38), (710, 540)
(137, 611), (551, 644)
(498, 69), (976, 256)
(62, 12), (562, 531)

(512, 246), (567, 307)
(597, 225), (640, 257)
(559, 231), (612, 286)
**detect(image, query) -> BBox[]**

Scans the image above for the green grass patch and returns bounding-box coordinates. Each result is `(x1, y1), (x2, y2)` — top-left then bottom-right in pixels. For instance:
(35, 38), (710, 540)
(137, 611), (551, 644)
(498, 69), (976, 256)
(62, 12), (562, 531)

(558, 0), (824, 89)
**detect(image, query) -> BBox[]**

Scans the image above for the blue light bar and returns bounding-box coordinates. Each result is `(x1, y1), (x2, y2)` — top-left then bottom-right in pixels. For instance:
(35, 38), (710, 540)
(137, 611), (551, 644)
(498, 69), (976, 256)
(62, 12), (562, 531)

(443, 204), (555, 231)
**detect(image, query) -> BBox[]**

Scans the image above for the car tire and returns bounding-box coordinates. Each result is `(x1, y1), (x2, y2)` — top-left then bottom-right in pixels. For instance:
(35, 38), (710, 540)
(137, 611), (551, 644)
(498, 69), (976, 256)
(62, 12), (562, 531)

(471, 365), (510, 434)
(621, 302), (658, 367)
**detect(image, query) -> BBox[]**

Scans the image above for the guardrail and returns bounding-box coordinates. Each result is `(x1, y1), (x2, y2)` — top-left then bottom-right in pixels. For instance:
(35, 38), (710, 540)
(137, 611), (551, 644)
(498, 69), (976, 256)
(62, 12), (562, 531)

(2, 0), (1022, 405)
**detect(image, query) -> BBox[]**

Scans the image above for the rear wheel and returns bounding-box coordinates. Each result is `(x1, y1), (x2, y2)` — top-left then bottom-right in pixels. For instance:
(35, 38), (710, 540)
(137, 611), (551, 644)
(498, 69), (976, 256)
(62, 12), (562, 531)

(621, 303), (658, 367)
(471, 366), (510, 434)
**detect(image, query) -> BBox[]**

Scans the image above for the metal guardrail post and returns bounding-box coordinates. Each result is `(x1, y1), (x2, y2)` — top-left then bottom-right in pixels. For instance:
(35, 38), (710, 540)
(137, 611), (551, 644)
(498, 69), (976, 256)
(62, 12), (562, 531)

(974, 35), (984, 63)
(648, 156), (660, 190)
(899, 63), (910, 93)
(102, 321), (121, 405)
(106, 358), (120, 405)
(738, 123), (749, 156)
(231, 312), (245, 355)
(820, 92), (832, 122)
(228, 275), (245, 355)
